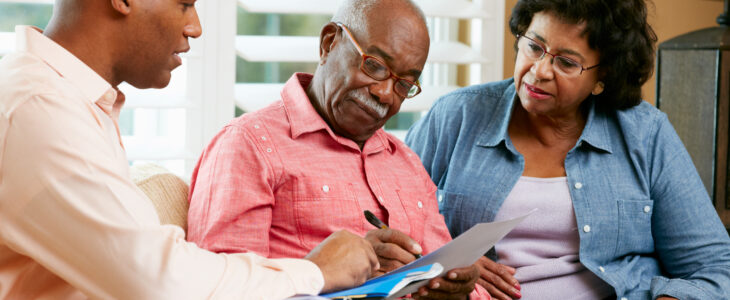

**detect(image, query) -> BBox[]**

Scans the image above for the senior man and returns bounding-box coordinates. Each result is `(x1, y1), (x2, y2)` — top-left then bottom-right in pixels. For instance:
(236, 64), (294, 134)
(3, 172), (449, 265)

(0, 0), (379, 299)
(187, 0), (488, 299)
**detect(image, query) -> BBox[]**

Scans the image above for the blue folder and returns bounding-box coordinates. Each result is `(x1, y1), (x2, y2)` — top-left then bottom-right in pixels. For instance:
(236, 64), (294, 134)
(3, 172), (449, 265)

(320, 263), (443, 299)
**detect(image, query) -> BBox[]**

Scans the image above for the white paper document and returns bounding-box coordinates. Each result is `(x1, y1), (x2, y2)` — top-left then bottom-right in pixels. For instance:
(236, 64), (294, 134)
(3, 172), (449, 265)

(387, 209), (537, 298)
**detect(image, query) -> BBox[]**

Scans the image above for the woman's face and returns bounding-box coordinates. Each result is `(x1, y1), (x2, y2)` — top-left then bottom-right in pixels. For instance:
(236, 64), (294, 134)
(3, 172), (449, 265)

(514, 11), (602, 119)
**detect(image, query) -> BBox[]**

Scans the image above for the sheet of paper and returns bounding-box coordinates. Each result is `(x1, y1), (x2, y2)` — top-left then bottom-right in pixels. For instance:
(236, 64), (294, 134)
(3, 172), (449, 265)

(388, 208), (537, 298)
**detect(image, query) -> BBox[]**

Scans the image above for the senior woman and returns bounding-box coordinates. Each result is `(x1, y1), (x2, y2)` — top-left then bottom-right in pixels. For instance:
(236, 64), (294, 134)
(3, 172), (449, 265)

(406, 0), (730, 299)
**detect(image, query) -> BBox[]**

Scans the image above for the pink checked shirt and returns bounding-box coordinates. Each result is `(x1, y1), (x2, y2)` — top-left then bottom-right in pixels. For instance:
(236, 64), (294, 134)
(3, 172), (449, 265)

(188, 73), (490, 299)
(188, 73), (452, 258)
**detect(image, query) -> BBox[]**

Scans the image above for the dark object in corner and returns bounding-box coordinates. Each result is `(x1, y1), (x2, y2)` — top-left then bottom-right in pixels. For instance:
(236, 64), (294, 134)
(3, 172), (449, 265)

(656, 0), (730, 230)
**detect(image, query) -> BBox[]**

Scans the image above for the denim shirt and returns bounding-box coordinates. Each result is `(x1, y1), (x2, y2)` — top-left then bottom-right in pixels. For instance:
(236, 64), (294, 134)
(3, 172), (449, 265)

(405, 79), (730, 300)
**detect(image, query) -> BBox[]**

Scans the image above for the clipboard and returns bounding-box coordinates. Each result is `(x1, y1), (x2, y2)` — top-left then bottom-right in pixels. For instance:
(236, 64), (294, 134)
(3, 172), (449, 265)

(320, 263), (443, 299)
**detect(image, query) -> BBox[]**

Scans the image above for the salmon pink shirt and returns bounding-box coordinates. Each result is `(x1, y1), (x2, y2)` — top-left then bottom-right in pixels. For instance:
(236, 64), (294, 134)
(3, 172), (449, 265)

(187, 73), (490, 299)
(188, 73), (453, 258)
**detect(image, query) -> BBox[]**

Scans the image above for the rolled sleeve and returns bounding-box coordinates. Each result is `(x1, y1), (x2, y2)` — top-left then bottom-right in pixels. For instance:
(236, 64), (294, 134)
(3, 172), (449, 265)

(650, 276), (712, 300)
(647, 114), (730, 299)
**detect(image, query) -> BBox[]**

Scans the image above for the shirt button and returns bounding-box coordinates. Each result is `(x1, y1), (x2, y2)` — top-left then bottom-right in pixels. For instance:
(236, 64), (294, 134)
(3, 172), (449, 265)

(378, 196), (383, 202)
(574, 182), (583, 189)
(261, 136), (267, 141)
(599, 266), (605, 272)
(583, 225), (591, 233)
(438, 194), (443, 202)
(417, 201), (423, 208)
(643, 206), (651, 213)
(254, 124), (260, 129)
(322, 185), (329, 193)
(266, 148), (272, 153)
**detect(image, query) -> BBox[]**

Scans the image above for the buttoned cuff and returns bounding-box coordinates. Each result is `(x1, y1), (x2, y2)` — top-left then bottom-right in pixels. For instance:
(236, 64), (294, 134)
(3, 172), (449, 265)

(650, 276), (711, 300)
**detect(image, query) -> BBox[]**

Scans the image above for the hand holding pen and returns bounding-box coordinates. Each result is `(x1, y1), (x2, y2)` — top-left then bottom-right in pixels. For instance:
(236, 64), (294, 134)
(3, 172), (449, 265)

(364, 211), (480, 299)
(363, 209), (423, 276)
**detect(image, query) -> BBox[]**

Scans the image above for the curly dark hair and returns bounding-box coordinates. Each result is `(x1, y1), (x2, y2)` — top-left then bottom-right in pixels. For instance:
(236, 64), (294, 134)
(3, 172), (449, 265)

(509, 0), (658, 110)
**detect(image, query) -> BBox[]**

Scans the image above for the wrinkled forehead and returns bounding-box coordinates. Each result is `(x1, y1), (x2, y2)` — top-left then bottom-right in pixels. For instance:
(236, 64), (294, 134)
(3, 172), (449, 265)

(358, 9), (429, 74)
(359, 2), (427, 40)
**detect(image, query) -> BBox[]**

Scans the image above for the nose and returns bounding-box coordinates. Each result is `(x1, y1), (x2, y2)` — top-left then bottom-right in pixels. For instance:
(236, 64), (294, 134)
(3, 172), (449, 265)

(185, 8), (203, 39)
(532, 54), (554, 81)
(368, 77), (397, 106)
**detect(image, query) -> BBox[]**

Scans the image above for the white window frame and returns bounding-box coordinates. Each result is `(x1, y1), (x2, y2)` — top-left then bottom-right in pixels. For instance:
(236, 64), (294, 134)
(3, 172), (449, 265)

(233, 0), (505, 140)
(0, 0), (237, 178)
(1, 0), (505, 176)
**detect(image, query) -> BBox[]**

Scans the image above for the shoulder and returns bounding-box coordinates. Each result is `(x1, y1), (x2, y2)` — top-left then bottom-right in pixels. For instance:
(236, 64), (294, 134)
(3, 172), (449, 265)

(388, 133), (421, 162)
(226, 100), (289, 134)
(0, 53), (71, 116)
(615, 101), (665, 125)
(430, 78), (514, 115)
(207, 101), (293, 159)
(0, 53), (102, 141)
(416, 79), (514, 138)
(613, 101), (669, 142)
(384, 133), (436, 181)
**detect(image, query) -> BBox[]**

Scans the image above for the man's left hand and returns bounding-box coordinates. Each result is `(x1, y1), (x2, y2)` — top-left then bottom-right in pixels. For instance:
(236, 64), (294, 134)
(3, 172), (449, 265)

(365, 228), (423, 276)
(413, 264), (479, 300)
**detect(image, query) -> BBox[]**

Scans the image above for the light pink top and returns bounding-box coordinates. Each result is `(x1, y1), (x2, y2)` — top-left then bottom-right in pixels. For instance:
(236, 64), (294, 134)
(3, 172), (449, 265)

(0, 26), (323, 299)
(494, 176), (614, 299)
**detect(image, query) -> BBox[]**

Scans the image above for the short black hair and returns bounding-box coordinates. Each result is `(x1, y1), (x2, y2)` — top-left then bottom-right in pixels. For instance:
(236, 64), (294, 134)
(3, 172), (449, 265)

(509, 0), (657, 110)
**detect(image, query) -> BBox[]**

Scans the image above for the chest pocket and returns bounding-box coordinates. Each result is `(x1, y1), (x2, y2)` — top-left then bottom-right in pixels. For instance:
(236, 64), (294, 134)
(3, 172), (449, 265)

(394, 188), (429, 242)
(293, 177), (360, 250)
(615, 199), (655, 257)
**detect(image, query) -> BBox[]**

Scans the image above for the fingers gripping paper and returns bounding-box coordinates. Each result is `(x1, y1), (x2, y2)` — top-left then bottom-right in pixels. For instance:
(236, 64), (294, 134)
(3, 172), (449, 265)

(387, 209), (536, 298)
(318, 209), (536, 299)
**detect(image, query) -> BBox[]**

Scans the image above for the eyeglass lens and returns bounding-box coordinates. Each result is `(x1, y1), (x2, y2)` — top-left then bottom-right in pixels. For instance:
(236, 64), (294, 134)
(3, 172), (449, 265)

(361, 56), (420, 98)
(518, 36), (584, 76)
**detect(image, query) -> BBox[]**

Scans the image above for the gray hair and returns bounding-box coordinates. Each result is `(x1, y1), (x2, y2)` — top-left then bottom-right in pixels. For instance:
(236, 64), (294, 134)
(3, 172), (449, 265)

(331, 0), (427, 36)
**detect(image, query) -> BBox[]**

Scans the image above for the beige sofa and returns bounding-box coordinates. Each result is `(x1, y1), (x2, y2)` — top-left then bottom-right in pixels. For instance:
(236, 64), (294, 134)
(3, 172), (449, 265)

(129, 163), (190, 232)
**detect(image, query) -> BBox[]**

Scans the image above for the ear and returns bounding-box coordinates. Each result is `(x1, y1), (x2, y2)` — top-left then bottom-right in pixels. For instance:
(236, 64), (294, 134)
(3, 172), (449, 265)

(110, 0), (131, 15)
(318, 22), (340, 66)
(591, 81), (605, 95)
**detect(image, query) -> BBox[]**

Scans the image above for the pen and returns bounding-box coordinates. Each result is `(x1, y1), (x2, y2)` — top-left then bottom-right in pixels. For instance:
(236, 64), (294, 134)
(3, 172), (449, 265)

(363, 210), (422, 259)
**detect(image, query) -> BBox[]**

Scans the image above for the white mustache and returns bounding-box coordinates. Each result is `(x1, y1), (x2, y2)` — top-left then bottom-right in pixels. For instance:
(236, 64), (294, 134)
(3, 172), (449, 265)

(349, 89), (388, 119)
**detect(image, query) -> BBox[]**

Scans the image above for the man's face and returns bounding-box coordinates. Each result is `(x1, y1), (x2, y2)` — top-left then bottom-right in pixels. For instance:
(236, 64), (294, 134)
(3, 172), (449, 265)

(122, 0), (202, 89)
(316, 9), (429, 145)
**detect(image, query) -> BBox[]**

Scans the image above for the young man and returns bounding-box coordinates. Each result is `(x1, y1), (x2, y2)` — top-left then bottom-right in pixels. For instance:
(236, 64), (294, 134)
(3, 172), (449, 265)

(0, 0), (377, 298)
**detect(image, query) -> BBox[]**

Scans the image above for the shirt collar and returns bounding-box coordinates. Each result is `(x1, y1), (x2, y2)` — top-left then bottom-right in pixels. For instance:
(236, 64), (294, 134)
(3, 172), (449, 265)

(476, 82), (516, 148)
(16, 25), (122, 119)
(476, 80), (613, 154)
(282, 73), (396, 154)
(577, 98), (613, 153)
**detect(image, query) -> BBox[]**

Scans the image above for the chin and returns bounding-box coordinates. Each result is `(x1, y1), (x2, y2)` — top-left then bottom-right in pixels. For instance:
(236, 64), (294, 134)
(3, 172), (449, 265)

(518, 95), (546, 114)
(129, 73), (172, 90)
(150, 73), (173, 89)
(151, 78), (172, 89)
